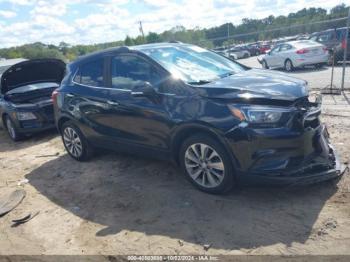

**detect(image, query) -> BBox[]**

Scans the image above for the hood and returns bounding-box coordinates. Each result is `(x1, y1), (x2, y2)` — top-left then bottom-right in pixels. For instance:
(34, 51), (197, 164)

(197, 69), (308, 102)
(0, 59), (65, 94)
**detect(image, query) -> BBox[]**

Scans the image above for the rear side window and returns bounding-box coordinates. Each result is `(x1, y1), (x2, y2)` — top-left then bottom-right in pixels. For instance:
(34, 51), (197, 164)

(74, 59), (104, 87)
(111, 55), (161, 90)
(317, 32), (334, 43)
(280, 44), (292, 51)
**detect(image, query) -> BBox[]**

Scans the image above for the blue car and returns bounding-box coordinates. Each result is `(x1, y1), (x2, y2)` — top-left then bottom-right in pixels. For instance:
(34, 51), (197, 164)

(53, 43), (345, 194)
(0, 59), (65, 141)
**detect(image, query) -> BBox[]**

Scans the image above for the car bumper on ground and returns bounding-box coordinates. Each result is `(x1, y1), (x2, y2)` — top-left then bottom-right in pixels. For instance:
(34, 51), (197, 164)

(226, 123), (347, 186)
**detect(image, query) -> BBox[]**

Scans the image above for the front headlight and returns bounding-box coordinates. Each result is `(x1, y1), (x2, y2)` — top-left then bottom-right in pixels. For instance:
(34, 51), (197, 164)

(228, 105), (292, 125)
(247, 109), (283, 123)
(16, 112), (37, 121)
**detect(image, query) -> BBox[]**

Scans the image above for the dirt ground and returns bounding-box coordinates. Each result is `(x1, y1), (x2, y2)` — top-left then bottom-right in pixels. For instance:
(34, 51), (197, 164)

(1, 66), (350, 255)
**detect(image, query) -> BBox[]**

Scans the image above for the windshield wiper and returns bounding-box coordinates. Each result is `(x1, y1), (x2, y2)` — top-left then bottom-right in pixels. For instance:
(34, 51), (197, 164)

(187, 80), (214, 85)
(219, 71), (235, 79)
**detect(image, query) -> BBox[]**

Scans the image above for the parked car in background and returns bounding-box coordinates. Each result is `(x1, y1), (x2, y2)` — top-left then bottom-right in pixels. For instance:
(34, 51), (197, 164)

(54, 43), (343, 194)
(258, 43), (271, 54)
(257, 40), (328, 71)
(0, 58), (27, 74)
(214, 50), (238, 60)
(309, 27), (350, 63)
(0, 59), (65, 141)
(243, 44), (260, 56)
(228, 46), (250, 59)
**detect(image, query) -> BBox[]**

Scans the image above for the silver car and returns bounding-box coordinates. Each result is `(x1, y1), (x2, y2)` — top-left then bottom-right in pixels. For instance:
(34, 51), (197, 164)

(258, 40), (328, 71)
(228, 46), (250, 59)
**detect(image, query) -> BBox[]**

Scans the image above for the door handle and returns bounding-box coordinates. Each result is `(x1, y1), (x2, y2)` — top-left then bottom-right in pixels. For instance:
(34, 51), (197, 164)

(107, 100), (119, 106)
(66, 93), (74, 98)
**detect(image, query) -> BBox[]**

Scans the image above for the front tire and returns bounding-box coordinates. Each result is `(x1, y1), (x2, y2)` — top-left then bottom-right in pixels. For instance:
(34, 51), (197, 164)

(4, 115), (22, 141)
(262, 59), (269, 69)
(284, 59), (294, 72)
(179, 134), (235, 194)
(61, 121), (93, 161)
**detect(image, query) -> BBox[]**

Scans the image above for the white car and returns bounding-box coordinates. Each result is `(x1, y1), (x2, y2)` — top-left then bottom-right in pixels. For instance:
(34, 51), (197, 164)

(228, 46), (250, 59)
(257, 40), (329, 71)
(215, 50), (238, 60)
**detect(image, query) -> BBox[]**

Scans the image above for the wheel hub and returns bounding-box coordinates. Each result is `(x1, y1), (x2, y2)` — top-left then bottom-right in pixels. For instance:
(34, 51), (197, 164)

(184, 143), (225, 188)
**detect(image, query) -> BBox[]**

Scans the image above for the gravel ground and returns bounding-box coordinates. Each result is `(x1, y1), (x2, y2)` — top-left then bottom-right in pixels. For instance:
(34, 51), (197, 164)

(0, 58), (349, 256)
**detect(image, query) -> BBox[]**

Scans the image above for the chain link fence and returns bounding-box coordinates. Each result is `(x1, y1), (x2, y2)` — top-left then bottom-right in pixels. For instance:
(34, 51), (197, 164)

(201, 16), (350, 93)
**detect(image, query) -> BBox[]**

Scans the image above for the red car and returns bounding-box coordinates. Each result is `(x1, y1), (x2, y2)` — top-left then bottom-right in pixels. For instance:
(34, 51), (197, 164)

(259, 44), (271, 54)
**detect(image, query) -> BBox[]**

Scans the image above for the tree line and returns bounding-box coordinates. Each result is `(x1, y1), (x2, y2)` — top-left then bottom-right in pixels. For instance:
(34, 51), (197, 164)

(0, 3), (348, 62)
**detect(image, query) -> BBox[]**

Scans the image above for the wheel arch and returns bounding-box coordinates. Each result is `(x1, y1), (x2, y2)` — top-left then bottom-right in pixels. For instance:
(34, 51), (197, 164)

(57, 116), (73, 133)
(171, 123), (240, 170)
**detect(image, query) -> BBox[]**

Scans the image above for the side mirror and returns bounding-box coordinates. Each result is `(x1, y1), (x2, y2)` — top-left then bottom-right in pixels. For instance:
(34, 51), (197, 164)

(131, 82), (159, 101)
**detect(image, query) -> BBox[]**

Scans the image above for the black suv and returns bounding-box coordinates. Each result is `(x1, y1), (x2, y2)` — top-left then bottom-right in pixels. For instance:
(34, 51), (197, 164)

(309, 27), (350, 63)
(54, 43), (344, 194)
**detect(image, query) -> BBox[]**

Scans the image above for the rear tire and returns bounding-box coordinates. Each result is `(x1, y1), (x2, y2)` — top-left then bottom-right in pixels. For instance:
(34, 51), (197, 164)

(179, 134), (235, 194)
(61, 121), (93, 161)
(4, 115), (22, 141)
(284, 59), (294, 72)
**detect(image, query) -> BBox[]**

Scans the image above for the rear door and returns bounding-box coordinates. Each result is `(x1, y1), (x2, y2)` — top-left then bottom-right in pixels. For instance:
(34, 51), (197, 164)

(65, 56), (119, 146)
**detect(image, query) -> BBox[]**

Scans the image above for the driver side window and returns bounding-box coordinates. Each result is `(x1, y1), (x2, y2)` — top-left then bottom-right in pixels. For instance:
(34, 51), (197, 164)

(111, 55), (161, 90)
(270, 45), (280, 55)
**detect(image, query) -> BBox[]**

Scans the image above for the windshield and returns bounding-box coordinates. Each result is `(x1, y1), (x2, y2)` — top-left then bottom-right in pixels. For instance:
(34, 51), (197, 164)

(139, 45), (246, 84)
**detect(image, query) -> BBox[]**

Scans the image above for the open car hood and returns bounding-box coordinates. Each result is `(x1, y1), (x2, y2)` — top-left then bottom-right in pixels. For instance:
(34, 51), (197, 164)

(0, 59), (65, 94)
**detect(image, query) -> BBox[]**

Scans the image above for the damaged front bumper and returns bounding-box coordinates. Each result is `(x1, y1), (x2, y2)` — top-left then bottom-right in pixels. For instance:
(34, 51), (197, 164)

(234, 124), (347, 186)
(225, 95), (348, 186)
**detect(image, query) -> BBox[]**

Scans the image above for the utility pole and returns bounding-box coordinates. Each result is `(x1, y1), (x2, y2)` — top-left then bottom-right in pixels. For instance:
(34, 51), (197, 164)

(139, 21), (145, 40)
(227, 23), (230, 38)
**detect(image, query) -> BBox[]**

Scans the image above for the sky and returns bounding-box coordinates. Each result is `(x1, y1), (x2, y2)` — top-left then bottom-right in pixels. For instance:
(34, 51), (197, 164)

(0, 0), (349, 48)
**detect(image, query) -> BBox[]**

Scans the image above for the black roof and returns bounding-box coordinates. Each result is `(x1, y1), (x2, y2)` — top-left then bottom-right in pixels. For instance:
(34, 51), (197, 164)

(70, 42), (192, 67)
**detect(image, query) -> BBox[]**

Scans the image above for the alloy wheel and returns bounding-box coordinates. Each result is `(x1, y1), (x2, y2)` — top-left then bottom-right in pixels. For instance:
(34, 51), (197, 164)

(184, 143), (225, 188)
(6, 118), (16, 139)
(63, 127), (83, 158)
(285, 60), (292, 71)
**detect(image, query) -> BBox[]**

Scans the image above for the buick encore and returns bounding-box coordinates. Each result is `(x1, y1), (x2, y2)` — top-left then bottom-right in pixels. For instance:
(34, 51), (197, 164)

(53, 43), (344, 194)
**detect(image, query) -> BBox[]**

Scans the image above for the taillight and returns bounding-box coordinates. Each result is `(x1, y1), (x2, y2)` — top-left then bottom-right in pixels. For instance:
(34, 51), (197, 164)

(323, 47), (328, 52)
(296, 48), (309, 54)
(52, 89), (59, 104)
(342, 39), (346, 49)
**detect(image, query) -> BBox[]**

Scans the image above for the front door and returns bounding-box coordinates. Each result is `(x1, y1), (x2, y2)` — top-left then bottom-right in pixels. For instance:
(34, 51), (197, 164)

(103, 53), (174, 151)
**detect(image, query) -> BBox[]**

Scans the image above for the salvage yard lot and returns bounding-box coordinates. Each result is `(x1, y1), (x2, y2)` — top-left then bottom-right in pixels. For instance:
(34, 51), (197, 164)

(0, 59), (350, 255)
